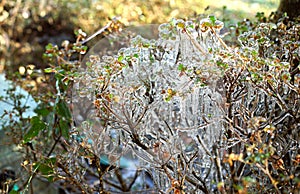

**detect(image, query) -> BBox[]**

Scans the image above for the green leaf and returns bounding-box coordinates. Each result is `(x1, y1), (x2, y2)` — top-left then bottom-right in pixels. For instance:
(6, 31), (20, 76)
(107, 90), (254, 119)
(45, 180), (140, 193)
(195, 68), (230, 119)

(125, 55), (131, 61)
(9, 190), (19, 194)
(33, 161), (55, 182)
(165, 96), (172, 102)
(45, 157), (56, 165)
(44, 67), (54, 73)
(86, 61), (92, 67)
(178, 64), (186, 71)
(45, 43), (53, 50)
(59, 120), (70, 139)
(74, 29), (79, 36)
(34, 106), (51, 117)
(150, 55), (154, 62)
(118, 55), (124, 62)
(209, 15), (217, 25)
(45, 53), (54, 58)
(56, 100), (71, 119)
(57, 69), (66, 75)
(82, 45), (88, 51)
(24, 116), (46, 143)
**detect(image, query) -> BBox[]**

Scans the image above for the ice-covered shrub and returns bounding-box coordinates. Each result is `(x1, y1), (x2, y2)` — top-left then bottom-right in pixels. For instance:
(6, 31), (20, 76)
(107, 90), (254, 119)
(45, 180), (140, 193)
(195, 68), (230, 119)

(4, 15), (299, 194)
(70, 15), (299, 193)
(73, 16), (227, 193)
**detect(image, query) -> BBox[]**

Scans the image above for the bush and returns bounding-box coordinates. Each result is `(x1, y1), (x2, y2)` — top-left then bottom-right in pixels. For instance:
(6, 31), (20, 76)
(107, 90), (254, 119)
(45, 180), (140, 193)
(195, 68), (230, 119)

(1, 14), (299, 193)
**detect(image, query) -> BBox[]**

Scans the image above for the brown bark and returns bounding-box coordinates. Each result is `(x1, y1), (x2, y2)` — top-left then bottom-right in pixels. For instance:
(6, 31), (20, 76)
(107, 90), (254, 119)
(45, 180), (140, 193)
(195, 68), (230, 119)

(277, 0), (300, 18)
